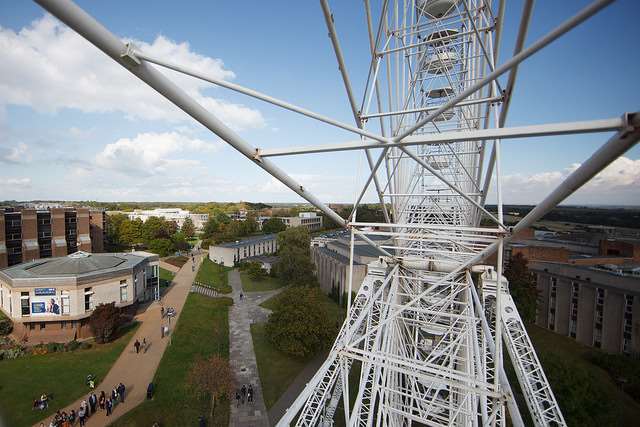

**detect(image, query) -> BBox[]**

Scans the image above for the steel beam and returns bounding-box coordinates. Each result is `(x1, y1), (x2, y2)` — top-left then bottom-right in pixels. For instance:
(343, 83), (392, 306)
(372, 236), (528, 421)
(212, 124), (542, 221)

(258, 116), (625, 157)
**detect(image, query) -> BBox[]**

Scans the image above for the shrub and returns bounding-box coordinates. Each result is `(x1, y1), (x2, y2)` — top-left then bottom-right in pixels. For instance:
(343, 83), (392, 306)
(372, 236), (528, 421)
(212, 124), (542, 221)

(89, 302), (125, 343)
(0, 315), (12, 336)
(67, 340), (81, 351)
(247, 262), (266, 281)
(266, 287), (336, 358)
(80, 342), (92, 350)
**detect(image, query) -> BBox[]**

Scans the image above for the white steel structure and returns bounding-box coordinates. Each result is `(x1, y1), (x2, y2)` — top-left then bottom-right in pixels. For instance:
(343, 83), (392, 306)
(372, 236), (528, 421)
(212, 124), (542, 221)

(32, 0), (638, 426)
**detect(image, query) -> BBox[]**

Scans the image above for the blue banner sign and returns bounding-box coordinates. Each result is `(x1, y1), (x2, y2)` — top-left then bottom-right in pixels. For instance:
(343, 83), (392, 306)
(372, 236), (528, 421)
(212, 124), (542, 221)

(34, 288), (56, 296)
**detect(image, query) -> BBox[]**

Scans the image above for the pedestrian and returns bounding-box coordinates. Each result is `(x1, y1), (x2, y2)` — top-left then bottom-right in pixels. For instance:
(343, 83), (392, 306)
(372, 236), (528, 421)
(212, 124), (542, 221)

(142, 337), (147, 352)
(69, 409), (76, 424)
(235, 390), (241, 407)
(88, 378), (95, 389)
(134, 339), (140, 354)
(111, 387), (118, 406)
(161, 305), (165, 317)
(161, 325), (165, 338)
(248, 384), (254, 403)
(240, 292), (244, 300)
(99, 391), (106, 410)
(198, 415), (206, 427)
(90, 392), (97, 414)
(78, 405), (86, 427)
(106, 398), (113, 416)
(118, 382), (126, 403)
(241, 384), (246, 404)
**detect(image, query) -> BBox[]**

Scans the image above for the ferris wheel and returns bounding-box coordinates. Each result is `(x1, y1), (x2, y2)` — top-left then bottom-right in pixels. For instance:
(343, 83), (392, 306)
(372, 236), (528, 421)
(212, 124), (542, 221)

(32, 0), (638, 425)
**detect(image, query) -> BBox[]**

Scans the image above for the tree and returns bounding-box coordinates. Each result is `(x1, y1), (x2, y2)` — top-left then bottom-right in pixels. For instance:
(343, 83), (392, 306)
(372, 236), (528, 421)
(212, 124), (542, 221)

(181, 217), (196, 239)
(149, 238), (174, 257)
(266, 287), (336, 357)
(202, 217), (220, 240)
(503, 253), (538, 323)
(171, 231), (189, 252)
(262, 217), (286, 234)
(247, 262), (266, 281)
(89, 302), (124, 343)
(141, 216), (171, 244)
(119, 218), (143, 246)
(187, 355), (234, 419)
(275, 227), (316, 286)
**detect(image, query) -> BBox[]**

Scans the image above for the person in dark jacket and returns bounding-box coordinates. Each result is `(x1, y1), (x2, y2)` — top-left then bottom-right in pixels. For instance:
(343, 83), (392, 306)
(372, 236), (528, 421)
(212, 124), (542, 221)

(118, 383), (126, 403)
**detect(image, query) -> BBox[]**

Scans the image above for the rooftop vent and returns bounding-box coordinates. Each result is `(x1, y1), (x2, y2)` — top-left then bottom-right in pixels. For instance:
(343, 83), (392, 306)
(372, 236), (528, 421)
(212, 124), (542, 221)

(68, 251), (91, 259)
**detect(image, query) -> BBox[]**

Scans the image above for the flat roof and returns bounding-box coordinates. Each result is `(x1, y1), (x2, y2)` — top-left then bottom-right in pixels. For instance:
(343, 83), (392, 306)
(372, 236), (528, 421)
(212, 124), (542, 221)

(214, 233), (278, 248)
(0, 251), (158, 283)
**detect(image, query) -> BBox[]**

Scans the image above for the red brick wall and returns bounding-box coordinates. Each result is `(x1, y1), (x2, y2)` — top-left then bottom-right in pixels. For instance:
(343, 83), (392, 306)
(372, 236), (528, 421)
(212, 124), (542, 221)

(20, 208), (39, 262)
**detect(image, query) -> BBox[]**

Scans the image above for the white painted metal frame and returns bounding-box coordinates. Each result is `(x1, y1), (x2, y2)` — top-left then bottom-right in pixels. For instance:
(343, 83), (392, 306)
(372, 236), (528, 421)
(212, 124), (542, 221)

(31, 0), (638, 426)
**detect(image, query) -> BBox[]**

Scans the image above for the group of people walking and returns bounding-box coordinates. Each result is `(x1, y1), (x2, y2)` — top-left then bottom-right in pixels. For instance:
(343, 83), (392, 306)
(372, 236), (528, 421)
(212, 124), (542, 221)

(133, 337), (148, 354)
(235, 384), (254, 407)
(41, 383), (126, 427)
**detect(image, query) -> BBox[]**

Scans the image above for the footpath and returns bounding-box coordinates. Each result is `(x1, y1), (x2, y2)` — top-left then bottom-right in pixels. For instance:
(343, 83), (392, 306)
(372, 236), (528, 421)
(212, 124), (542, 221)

(38, 254), (204, 427)
(228, 270), (283, 427)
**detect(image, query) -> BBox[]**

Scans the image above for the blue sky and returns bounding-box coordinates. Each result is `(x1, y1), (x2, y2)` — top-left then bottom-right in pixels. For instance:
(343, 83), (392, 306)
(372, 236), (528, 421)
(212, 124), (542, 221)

(0, 0), (638, 205)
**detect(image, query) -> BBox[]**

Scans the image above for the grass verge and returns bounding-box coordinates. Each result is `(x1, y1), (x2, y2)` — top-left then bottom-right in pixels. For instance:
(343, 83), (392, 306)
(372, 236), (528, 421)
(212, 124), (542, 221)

(239, 271), (284, 292)
(250, 323), (308, 410)
(195, 258), (232, 294)
(0, 322), (138, 427)
(159, 267), (174, 288)
(111, 294), (233, 427)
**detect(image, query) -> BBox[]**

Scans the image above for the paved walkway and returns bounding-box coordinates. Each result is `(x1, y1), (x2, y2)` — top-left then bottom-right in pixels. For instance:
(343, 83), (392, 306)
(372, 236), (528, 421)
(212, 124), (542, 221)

(38, 254), (204, 427)
(228, 270), (284, 427)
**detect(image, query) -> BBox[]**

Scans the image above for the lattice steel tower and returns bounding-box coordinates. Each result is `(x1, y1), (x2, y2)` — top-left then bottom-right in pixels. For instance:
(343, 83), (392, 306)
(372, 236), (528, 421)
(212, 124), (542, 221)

(32, 0), (638, 425)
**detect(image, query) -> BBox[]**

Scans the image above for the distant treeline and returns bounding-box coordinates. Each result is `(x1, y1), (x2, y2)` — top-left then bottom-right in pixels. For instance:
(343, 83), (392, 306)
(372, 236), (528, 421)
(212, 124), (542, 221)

(488, 205), (640, 230)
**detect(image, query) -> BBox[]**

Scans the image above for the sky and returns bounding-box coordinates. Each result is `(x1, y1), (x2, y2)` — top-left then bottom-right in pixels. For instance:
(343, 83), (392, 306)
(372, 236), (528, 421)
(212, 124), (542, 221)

(0, 0), (639, 205)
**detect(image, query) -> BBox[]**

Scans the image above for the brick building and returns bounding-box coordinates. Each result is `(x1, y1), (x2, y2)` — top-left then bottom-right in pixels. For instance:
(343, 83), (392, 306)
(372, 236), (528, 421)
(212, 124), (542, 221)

(0, 207), (106, 269)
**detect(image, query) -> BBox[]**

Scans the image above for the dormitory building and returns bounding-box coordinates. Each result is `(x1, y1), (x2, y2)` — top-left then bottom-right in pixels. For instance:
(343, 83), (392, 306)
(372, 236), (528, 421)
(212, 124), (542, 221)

(532, 260), (640, 356)
(0, 207), (106, 269)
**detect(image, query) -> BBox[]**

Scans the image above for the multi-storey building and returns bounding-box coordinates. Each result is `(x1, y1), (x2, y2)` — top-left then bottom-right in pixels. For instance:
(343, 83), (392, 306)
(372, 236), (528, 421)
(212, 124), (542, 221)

(89, 209), (107, 253)
(531, 260), (640, 355)
(0, 250), (158, 342)
(277, 212), (323, 232)
(127, 208), (209, 230)
(311, 232), (389, 301)
(0, 207), (105, 269)
(209, 234), (278, 267)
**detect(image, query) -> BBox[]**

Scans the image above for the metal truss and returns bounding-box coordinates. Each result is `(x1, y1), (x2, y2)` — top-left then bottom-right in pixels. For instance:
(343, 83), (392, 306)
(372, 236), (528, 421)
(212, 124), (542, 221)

(32, 0), (639, 426)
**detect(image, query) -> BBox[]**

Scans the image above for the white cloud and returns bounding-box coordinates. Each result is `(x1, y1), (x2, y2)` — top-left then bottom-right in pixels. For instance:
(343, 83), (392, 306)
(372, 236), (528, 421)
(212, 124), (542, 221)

(95, 131), (220, 176)
(0, 177), (32, 188)
(0, 142), (31, 164)
(0, 15), (265, 130)
(497, 156), (640, 205)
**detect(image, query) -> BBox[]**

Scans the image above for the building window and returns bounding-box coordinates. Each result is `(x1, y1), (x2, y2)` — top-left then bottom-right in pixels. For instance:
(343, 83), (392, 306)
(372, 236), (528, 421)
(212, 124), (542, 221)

(84, 287), (94, 311)
(569, 282), (579, 339)
(622, 294), (634, 355)
(548, 278), (557, 331)
(40, 322), (46, 330)
(20, 292), (30, 317)
(120, 284), (128, 303)
(593, 288), (605, 348)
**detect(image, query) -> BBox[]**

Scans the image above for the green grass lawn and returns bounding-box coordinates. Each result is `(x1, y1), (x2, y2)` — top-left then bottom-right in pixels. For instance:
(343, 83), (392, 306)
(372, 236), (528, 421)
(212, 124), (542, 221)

(250, 323), (308, 410)
(240, 271), (285, 292)
(111, 295), (233, 427)
(159, 267), (175, 288)
(0, 322), (139, 427)
(195, 258), (232, 294)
